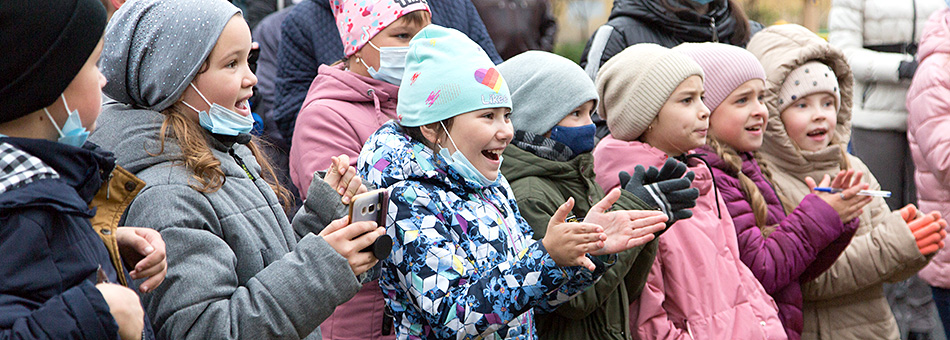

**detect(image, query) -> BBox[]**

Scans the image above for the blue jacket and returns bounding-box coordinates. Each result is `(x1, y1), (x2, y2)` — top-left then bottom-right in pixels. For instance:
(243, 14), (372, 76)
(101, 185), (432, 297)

(0, 138), (149, 339)
(357, 122), (604, 339)
(273, 0), (502, 146)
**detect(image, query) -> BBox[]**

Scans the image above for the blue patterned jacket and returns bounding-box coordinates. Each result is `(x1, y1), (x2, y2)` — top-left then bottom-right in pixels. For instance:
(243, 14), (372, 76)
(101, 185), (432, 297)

(358, 122), (603, 339)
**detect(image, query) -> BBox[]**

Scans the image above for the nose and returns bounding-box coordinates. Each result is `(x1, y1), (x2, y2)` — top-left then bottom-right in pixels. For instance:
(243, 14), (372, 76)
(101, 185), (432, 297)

(97, 69), (107, 89)
(497, 119), (514, 142)
(244, 65), (258, 88)
(751, 101), (767, 119)
(698, 103), (711, 120)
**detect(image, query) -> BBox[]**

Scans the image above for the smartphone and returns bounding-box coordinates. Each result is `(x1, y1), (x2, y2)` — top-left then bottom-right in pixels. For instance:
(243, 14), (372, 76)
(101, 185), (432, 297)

(347, 189), (393, 260)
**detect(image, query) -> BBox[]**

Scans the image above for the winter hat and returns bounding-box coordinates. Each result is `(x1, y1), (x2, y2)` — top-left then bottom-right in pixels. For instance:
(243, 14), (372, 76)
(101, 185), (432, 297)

(331, 0), (430, 57)
(597, 43), (704, 141)
(101, 0), (240, 112)
(776, 60), (840, 113)
(673, 42), (766, 113)
(498, 51), (598, 135)
(0, 0), (107, 123)
(397, 25), (511, 127)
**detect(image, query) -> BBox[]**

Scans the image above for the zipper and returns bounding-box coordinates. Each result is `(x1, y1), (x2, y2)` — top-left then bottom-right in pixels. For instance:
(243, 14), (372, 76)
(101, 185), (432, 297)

(106, 171), (114, 200)
(228, 148), (257, 181)
(710, 17), (719, 43)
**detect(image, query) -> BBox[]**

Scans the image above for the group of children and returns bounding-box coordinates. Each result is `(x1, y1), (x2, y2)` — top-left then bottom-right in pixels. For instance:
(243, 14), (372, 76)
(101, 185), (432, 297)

(3, 0), (950, 340)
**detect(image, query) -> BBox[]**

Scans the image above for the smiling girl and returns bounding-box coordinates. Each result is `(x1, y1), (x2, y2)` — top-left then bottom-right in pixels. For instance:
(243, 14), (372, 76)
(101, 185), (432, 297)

(592, 43), (787, 339)
(91, 0), (388, 338)
(747, 24), (946, 340)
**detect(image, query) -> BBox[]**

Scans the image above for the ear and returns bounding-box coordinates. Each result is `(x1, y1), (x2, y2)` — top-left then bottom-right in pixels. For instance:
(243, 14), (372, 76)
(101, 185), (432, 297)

(419, 122), (442, 146)
(110, 0), (125, 9)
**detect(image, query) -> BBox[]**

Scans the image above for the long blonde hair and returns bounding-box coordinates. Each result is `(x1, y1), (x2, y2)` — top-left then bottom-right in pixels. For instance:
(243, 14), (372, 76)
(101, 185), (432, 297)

(707, 137), (780, 237)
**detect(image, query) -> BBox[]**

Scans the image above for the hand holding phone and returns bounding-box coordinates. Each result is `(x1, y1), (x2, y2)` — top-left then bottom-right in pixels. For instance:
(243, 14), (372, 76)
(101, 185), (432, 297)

(348, 189), (393, 260)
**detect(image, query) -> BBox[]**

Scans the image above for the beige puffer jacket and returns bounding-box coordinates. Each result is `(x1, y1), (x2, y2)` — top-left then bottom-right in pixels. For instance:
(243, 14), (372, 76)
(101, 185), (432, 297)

(828, 0), (945, 131)
(747, 24), (930, 340)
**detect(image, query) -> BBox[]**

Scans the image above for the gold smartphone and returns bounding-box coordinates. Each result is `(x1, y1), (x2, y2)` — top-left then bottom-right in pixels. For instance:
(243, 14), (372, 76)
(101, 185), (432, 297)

(347, 189), (393, 260)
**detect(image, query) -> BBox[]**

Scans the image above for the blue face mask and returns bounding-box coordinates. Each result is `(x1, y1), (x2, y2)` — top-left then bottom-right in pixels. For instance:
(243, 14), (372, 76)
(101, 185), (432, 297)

(182, 83), (254, 136)
(360, 40), (409, 86)
(688, 0), (714, 5)
(438, 122), (502, 188)
(44, 94), (89, 148)
(550, 123), (596, 155)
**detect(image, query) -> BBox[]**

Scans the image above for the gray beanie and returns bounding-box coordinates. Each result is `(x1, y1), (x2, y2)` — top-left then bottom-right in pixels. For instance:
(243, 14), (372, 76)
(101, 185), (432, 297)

(597, 44), (704, 141)
(101, 0), (240, 112)
(498, 51), (599, 135)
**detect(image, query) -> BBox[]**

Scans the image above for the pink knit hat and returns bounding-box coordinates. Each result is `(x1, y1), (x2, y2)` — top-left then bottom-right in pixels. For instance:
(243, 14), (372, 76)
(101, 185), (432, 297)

(673, 42), (766, 113)
(331, 0), (430, 57)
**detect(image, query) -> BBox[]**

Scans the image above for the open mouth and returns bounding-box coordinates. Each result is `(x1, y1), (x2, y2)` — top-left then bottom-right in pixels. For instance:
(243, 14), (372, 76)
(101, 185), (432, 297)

(482, 148), (503, 161)
(806, 127), (828, 138)
(234, 99), (251, 116)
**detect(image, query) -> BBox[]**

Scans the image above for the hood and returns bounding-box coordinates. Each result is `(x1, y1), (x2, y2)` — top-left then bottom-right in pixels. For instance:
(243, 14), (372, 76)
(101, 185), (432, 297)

(745, 24), (854, 173)
(303, 64), (399, 115)
(918, 8), (950, 64)
(502, 144), (595, 184)
(358, 121), (504, 194)
(609, 0), (739, 44)
(89, 102), (257, 179)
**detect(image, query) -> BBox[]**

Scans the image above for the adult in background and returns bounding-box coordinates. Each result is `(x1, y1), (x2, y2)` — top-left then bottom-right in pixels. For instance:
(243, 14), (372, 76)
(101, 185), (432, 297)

(829, 1), (946, 339)
(474, 0), (557, 60)
(579, 0), (762, 139)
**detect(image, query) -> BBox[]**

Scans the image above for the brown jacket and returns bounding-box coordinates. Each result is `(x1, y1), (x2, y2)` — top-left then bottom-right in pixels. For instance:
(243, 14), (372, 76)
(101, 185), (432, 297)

(748, 24), (930, 340)
(88, 165), (145, 287)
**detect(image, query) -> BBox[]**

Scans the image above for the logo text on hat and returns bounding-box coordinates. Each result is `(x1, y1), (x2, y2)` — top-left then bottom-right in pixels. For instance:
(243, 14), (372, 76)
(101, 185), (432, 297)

(481, 94), (508, 105)
(394, 0), (426, 8)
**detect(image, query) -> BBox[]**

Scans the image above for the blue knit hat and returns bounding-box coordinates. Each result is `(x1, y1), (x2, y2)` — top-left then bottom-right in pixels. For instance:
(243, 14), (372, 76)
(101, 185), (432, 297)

(396, 25), (511, 127)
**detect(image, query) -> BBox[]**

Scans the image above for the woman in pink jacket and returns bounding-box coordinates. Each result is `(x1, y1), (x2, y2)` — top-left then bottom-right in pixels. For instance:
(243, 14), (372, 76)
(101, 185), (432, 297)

(907, 7), (950, 338)
(287, 0), (430, 339)
(592, 43), (786, 339)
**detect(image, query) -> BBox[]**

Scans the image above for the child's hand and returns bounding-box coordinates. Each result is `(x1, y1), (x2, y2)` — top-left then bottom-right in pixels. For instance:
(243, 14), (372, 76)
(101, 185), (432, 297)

(907, 211), (948, 256)
(584, 189), (667, 255)
(900, 204), (922, 223)
(319, 216), (385, 276)
(116, 227), (166, 293)
(96, 283), (144, 340)
(323, 154), (368, 205)
(542, 198), (607, 271)
(806, 170), (872, 223)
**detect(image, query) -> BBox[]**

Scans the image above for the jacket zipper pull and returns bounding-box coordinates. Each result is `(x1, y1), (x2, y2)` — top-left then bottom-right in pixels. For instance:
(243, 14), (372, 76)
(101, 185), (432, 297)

(106, 171), (114, 200)
(710, 17), (719, 43)
(228, 148), (257, 181)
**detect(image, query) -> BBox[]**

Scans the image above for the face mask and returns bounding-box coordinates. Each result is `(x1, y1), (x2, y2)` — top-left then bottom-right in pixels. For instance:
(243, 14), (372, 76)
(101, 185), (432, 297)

(360, 40), (409, 86)
(181, 83), (254, 136)
(550, 123), (596, 155)
(438, 122), (502, 188)
(43, 94), (89, 148)
(688, 0), (714, 5)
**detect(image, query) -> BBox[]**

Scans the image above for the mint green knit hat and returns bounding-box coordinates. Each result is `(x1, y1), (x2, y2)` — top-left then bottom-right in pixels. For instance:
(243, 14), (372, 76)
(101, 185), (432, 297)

(396, 24), (511, 127)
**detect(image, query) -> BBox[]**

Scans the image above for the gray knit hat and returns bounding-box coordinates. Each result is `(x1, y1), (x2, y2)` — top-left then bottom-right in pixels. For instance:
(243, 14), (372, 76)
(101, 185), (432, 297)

(597, 44), (704, 141)
(101, 0), (240, 112)
(498, 51), (599, 135)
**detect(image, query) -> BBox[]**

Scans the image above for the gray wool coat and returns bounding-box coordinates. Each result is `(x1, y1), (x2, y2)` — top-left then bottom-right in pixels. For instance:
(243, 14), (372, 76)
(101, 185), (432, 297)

(89, 102), (359, 340)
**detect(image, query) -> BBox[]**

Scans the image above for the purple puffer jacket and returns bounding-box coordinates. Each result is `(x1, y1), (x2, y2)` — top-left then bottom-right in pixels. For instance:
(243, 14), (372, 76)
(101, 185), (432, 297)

(698, 146), (858, 340)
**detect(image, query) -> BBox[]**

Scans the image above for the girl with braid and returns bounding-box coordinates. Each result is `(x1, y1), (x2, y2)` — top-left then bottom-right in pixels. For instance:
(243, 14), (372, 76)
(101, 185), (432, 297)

(674, 42), (866, 340)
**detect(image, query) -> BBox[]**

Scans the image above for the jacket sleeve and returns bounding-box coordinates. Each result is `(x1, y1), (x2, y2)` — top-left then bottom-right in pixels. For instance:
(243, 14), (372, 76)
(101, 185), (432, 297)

(801, 167), (928, 301)
(383, 182), (593, 339)
(907, 65), (950, 185)
(631, 251), (692, 340)
(461, 0), (503, 64)
(127, 184), (361, 340)
(289, 104), (362, 198)
(800, 217), (859, 282)
(291, 175), (347, 238)
(0, 213), (120, 340)
(828, 0), (907, 84)
(538, 0), (557, 52)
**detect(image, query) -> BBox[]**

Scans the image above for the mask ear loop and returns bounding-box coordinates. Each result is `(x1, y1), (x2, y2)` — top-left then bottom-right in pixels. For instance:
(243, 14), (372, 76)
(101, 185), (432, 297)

(439, 121), (461, 155)
(43, 94), (69, 137)
(181, 83), (213, 113)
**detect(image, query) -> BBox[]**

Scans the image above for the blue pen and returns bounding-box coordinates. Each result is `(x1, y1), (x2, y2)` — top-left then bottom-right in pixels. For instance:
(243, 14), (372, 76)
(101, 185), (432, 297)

(813, 187), (891, 197)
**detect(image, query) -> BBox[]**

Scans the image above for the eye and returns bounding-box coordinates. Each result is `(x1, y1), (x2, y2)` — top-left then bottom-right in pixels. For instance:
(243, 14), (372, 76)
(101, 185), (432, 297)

(795, 102), (807, 109)
(226, 59), (238, 68)
(570, 111), (581, 117)
(396, 33), (411, 39)
(504, 111), (512, 120)
(735, 97), (748, 104)
(681, 97), (693, 104)
(823, 100), (834, 107)
(757, 94), (765, 102)
(481, 112), (494, 119)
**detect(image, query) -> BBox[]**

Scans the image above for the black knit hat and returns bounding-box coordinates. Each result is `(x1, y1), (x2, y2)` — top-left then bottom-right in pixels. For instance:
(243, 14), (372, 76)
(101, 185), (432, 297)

(0, 0), (107, 123)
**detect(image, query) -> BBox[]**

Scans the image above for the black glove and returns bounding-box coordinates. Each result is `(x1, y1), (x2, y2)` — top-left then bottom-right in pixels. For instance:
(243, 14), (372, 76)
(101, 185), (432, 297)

(619, 158), (699, 226)
(899, 60), (918, 80)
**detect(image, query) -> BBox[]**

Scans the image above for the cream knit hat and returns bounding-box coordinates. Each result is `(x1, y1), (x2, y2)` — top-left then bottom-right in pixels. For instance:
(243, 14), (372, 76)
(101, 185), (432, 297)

(776, 60), (840, 113)
(597, 44), (705, 141)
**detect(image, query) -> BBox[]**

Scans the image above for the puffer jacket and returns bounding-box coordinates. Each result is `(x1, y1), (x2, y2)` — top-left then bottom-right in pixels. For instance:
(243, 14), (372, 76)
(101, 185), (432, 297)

(698, 145), (858, 340)
(289, 62), (398, 340)
(907, 8), (950, 289)
(89, 103), (361, 340)
(290, 63), (398, 197)
(748, 24), (930, 340)
(357, 122), (605, 340)
(0, 138), (152, 339)
(502, 138), (656, 340)
(828, 0), (945, 131)
(593, 137), (787, 340)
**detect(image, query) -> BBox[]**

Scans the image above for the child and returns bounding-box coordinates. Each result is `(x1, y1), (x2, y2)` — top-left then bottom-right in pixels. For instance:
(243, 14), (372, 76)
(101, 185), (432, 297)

(675, 42), (866, 340)
(356, 25), (667, 339)
(592, 43), (788, 339)
(497, 50), (679, 340)
(907, 7), (950, 337)
(0, 0), (161, 338)
(747, 24), (946, 340)
(91, 0), (387, 338)
(288, 0), (430, 338)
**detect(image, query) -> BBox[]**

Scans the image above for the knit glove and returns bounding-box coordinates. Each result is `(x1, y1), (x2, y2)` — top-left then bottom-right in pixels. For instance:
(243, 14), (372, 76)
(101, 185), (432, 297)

(907, 211), (948, 256)
(618, 158), (699, 227)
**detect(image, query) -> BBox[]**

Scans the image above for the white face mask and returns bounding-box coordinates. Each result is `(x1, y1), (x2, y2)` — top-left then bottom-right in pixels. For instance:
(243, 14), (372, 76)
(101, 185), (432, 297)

(360, 40), (410, 85)
(181, 83), (253, 136)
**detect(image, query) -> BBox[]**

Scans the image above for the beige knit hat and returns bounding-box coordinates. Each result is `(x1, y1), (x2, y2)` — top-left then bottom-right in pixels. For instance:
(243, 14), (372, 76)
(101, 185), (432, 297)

(776, 60), (840, 113)
(597, 43), (705, 141)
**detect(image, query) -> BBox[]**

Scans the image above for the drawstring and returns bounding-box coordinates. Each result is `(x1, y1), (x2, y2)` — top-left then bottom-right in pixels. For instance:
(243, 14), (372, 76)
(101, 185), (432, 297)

(676, 153), (722, 219)
(368, 89), (382, 118)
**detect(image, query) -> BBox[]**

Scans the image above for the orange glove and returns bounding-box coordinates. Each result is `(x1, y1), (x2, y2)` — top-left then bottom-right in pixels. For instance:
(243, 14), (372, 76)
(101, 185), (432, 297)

(908, 211), (947, 255)
(900, 204), (921, 223)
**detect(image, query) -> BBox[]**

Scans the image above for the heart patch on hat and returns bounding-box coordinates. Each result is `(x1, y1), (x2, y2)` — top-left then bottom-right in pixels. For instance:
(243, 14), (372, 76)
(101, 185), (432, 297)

(474, 68), (503, 93)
